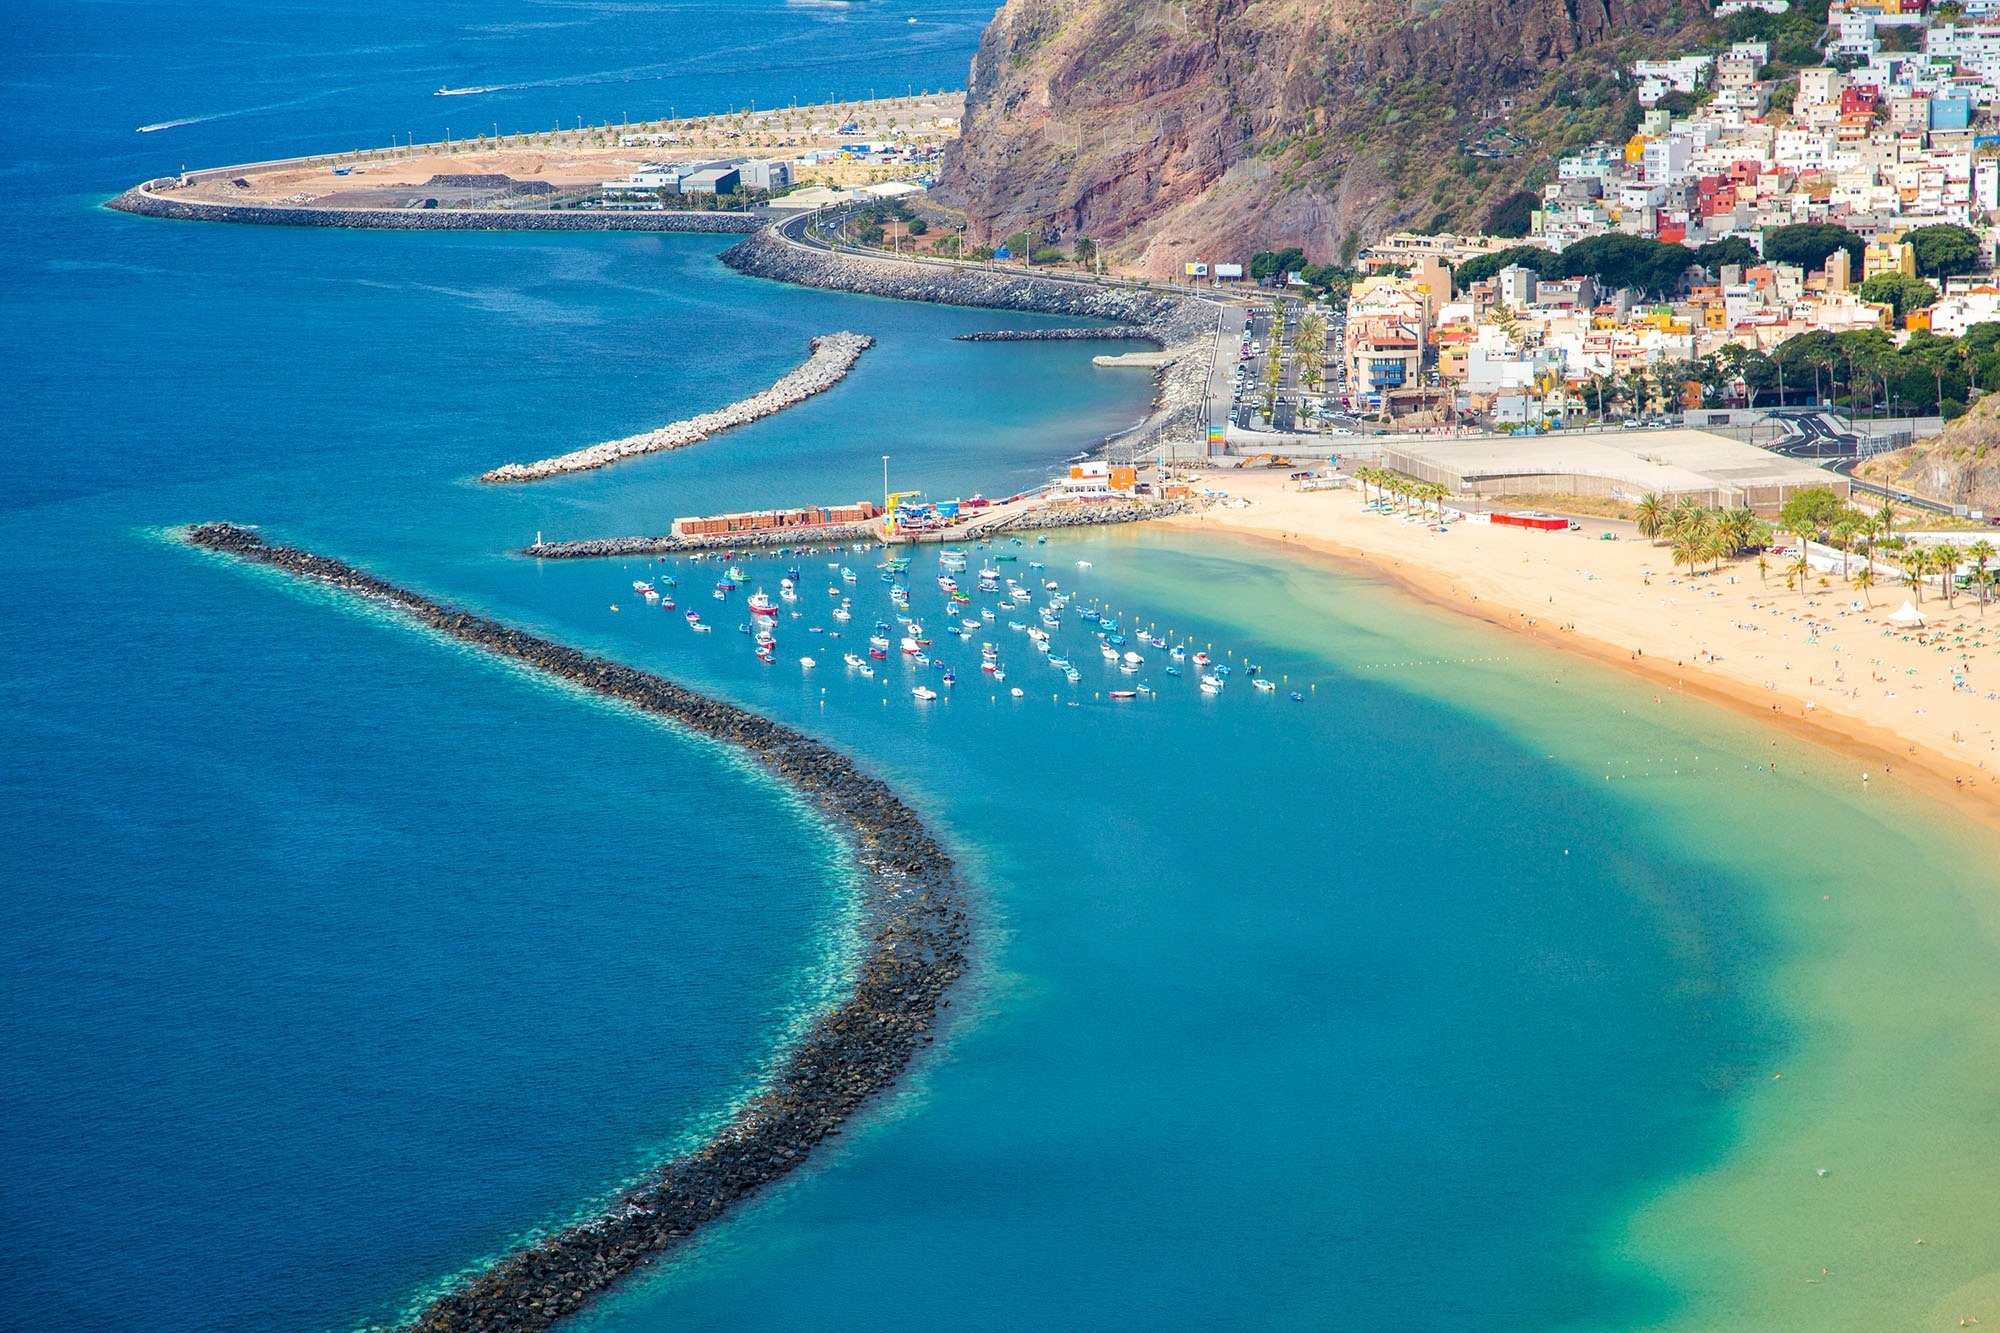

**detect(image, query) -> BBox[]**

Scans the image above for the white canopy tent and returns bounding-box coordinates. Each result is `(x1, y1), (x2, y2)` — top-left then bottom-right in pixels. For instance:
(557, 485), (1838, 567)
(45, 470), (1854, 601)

(1887, 601), (1926, 629)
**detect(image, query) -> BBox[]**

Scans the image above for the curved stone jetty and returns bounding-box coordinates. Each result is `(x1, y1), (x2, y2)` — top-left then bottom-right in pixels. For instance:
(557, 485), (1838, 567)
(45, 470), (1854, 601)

(953, 327), (1156, 342)
(481, 333), (875, 482)
(721, 229), (1214, 451)
(179, 523), (969, 1333)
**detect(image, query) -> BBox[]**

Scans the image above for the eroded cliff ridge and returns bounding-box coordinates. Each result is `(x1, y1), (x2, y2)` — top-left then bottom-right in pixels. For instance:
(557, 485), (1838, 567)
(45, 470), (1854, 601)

(933, 0), (1711, 274)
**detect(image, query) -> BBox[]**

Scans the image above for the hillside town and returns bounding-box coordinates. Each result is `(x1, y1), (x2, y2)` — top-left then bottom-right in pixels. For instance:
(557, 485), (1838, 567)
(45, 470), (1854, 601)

(1256, 0), (2000, 434)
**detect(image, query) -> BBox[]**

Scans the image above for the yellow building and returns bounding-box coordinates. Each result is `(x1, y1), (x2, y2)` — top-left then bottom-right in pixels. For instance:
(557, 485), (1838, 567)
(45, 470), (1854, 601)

(1863, 235), (1916, 280)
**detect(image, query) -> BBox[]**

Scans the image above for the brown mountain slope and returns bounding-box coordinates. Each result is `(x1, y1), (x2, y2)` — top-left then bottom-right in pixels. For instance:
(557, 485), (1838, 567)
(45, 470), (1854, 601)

(932, 0), (1712, 275)
(1859, 400), (2000, 513)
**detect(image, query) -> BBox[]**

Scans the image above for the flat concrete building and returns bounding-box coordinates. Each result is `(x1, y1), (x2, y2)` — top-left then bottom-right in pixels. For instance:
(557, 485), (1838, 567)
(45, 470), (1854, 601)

(1382, 429), (1846, 513)
(679, 166), (741, 195)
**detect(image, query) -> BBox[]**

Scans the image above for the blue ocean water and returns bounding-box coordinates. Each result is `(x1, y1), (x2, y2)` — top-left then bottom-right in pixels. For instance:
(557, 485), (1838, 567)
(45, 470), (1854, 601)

(0, 6), (1903, 1331)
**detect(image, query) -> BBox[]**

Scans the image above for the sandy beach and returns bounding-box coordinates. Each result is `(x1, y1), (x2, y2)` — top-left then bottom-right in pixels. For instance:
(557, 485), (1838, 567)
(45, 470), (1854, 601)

(1170, 470), (2000, 820)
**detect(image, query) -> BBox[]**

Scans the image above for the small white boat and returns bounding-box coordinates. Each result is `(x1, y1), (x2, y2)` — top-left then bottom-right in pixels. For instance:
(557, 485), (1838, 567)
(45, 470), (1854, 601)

(1101, 643), (1120, 661)
(844, 653), (865, 668)
(800, 656), (817, 670)
(913, 686), (939, 701)
(1123, 650), (1144, 666)
(1253, 678), (1276, 692)
(859, 664), (875, 677)
(1010, 687), (1024, 697)
(1076, 560), (1092, 568)
(631, 580), (654, 594)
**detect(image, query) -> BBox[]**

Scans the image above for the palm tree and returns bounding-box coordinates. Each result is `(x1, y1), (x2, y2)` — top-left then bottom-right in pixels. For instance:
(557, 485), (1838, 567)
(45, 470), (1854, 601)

(1969, 539), (1996, 616)
(1757, 553), (1770, 586)
(1829, 513), (1863, 579)
(1634, 493), (1667, 543)
(1902, 547), (1927, 604)
(1792, 547), (1812, 599)
(1672, 528), (1704, 575)
(1854, 563), (1875, 608)
(1937, 545), (1961, 609)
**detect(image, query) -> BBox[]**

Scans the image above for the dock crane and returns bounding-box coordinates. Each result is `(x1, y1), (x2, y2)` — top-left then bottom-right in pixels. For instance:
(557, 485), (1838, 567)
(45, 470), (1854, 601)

(883, 489), (924, 538)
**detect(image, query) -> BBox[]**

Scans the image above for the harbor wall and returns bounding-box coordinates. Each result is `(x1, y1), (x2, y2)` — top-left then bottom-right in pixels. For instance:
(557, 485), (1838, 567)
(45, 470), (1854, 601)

(720, 230), (1213, 450)
(179, 523), (968, 1333)
(481, 333), (874, 482)
(952, 328), (1156, 343)
(105, 181), (765, 233)
(524, 523), (882, 559)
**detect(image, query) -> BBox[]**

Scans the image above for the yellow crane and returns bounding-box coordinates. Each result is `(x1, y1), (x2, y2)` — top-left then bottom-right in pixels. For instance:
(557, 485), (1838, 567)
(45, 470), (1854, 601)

(883, 490), (924, 538)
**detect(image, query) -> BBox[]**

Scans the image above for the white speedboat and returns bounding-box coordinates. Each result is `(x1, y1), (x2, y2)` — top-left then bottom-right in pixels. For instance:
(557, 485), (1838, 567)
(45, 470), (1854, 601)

(913, 685), (939, 701)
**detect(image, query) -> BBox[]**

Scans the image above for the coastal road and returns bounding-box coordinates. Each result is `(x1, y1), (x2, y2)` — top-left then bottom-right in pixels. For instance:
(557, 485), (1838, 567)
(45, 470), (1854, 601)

(1209, 305), (1249, 445)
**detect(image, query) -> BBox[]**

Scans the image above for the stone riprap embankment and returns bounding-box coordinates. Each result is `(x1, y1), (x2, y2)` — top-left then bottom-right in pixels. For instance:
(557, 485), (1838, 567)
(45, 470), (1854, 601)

(975, 499), (1193, 536)
(178, 523), (968, 1333)
(524, 522), (881, 559)
(722, 229), (1214, 451)
(106, 180), (766, 233)
(952, 327), (1156, 342)
(482, 333), (875, 483)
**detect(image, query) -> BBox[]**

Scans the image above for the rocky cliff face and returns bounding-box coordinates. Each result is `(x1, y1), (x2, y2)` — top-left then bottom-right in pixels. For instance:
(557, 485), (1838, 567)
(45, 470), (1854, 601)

(1862, 400), (2000, 512)
(933, 0), (1710, 275)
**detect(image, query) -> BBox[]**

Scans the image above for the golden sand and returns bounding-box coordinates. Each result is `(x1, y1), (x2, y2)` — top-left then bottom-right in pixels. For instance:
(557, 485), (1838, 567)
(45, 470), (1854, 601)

(1168, 470), (2000, 822)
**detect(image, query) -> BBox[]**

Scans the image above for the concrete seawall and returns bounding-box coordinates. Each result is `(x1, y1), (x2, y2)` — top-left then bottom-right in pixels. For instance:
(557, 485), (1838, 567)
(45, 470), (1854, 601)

(105, 180), (766, 233)
(523, 499), (1196, 557)
(482, 333), (875, 482)
(524, 523), (881, 559)
(179, 522), (968, 1333)
(720, 230), (1213, 451)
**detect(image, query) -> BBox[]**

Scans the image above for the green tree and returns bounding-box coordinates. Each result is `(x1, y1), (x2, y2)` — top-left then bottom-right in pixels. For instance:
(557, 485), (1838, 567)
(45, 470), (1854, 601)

(1694, 237), (1759, 273)
(1452, 245), (1561, 288)
(1780, 486), (1846, 539)
(1763, 223), (1865, 274)
(906, 218), (928, 236)
(1072, 236), (1095, 264)
(1855, 272), (1939, 322)
(1968, 539), (1996, 615)
(1905, 223), (1982, 280)
(1250, 248), (1307, 281)
(1634, 493), (1668, 543)
(1484, 190), (1539, 239)
(1557, 234), (1695, 295)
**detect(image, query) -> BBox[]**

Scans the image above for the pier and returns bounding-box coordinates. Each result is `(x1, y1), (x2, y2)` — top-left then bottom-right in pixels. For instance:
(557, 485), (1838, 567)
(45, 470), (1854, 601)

(179, 523), (969, 1333)
(481, 333), (874, 482)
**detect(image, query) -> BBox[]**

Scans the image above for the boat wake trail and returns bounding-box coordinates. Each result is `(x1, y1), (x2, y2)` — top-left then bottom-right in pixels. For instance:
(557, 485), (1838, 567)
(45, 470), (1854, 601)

(136, 92), (332, 133)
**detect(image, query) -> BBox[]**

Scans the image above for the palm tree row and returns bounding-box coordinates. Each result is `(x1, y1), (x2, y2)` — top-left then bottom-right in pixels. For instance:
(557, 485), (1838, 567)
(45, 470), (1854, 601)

(1633, 494), (1771, 575)
(1354, 466), (1449, 517)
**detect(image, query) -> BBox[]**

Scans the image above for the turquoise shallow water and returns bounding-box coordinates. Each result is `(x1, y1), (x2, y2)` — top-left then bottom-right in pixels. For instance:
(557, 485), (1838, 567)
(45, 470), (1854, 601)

(8, 4), (2000, 1330)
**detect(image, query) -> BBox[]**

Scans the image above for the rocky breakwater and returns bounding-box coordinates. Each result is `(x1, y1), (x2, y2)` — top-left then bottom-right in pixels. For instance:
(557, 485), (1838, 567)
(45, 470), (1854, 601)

(178, 523), (970, 1333)
(523, 523), (881, 559)
(106, 179), (767, 233)
(481, 333), (875, 482)
(953, 327), (1155, 342)
(983, 499), (1193, 535)
(722, 229), (1213, 451)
